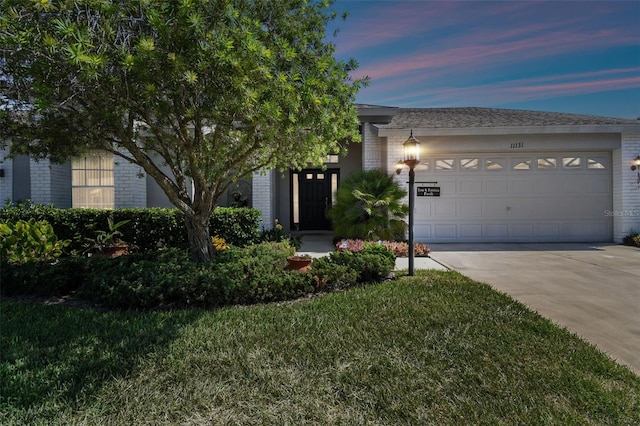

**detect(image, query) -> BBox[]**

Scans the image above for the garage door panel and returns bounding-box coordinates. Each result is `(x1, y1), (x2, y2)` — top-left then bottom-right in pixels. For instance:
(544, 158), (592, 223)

(584, 175), (610, 193)
(460, 224), (482, 238)
(507, 198), (534, 219)
(459, 179), (482, 194)
(535, 176), (564, 193)
(556, 197), (584, 218)
(536, 223), (560, 239)
(584, 196), (610, 218)
(485, 224), (508, 238)
(434, 200), (456, 217)
(434, 224), (457, 238)
(510, 179), (534, 194)
(510, 224), (534, 238)
(438, 180), (457, 194)
(485, 200), (509, 218)
(485, 180), (508, 194)
(533, 199), (561, 219)
(416, 223), (432, 239)
(561, 175), (588, 192)
(458, 200), (482, 217)
(418, 152), (612, 243)
(559, 221), (608, 239)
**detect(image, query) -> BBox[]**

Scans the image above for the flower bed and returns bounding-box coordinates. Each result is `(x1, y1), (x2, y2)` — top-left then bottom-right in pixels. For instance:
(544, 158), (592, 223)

(336, 239), (431, 257)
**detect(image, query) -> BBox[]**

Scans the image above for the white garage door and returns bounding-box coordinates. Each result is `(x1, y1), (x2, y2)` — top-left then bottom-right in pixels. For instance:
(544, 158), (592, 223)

(414, 152), (612, 243)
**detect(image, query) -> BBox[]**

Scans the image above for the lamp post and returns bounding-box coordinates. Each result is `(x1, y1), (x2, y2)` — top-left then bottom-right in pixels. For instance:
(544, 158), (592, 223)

(400, 130), (420, 276)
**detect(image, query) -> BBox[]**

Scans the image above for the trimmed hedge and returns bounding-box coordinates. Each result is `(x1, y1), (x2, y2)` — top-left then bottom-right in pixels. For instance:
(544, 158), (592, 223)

(1, 243), (397, 310)
(0, 204), (261, 253)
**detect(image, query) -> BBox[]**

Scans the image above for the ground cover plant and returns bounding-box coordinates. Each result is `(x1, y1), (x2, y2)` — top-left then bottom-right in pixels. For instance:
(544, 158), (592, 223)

(336, 238), (431, 257)
(2, 271), (638, 425)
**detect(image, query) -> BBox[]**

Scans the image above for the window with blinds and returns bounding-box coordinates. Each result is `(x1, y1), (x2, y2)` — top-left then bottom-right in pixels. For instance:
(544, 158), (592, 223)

(72, 151), (115, 208)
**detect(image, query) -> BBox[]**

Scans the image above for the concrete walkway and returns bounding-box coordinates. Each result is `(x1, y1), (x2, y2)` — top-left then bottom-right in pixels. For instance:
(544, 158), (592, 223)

(297, 236), (639, 374)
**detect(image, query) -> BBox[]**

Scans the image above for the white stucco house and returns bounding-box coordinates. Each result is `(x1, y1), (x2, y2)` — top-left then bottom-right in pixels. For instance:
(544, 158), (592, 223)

(2, 104), (640, 243)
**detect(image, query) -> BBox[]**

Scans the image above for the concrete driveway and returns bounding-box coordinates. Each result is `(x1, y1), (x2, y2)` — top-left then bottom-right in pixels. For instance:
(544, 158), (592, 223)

(427, 243), (640, 375)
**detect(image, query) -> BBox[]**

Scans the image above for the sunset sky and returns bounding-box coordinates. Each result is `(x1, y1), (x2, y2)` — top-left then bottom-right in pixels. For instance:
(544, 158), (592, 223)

(329, 0), (640, 119)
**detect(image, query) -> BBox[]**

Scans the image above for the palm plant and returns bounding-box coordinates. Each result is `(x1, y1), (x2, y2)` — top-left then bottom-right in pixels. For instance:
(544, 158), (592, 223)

(329, 169), (408, 241)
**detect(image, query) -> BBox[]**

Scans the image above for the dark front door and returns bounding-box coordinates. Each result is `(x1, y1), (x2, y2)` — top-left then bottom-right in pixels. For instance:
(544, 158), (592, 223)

(293, 169), (339, 231)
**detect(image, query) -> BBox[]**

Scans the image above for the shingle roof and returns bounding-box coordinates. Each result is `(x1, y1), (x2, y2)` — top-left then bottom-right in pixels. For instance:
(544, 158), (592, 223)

(377, 107), (639, 129)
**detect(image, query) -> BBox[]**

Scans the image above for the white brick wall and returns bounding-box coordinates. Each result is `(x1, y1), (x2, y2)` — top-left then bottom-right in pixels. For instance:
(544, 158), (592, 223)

(252, 169), (274, 229)
(114, 157), (146, 208)
(27, 158), (72, 207)
(29, 157), (52, 204)
(49, 161), (71, 207)
(613, 133), (640, 241)
(362, 123), (383, 170)
(0, 148), (12, 204)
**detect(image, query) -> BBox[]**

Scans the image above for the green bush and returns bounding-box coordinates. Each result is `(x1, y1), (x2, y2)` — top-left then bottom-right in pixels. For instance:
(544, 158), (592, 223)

(311, 257), (359, 291)
(0, 219), (70, 264)
(0, 203), (261, 253)
(1, 256), (89, 296)
(1, 239), (393, 310)
(622, 232), (640, 247)
(77, 241), (309, 309)
(329, 169), (408, 241)
(313, 244), (395, 287)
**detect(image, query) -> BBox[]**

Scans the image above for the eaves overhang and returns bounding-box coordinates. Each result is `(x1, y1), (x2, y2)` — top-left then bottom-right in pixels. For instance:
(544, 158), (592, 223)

(375, 124), (640, 137)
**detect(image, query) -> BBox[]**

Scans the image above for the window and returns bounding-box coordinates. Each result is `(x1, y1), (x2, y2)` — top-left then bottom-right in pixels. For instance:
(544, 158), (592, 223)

(485, 159), (504, 171)
(435, 159), (455, 171)
(292, 173), (300, 224)
(587, 158), (606, 169)
(562, 157), (581, 169)
(323, 154), (339, 164)
(512, 159), (531, 170)
(72, 151), (114, 209)
(460, 158), (479, 170)
(537, 158), (557, 169)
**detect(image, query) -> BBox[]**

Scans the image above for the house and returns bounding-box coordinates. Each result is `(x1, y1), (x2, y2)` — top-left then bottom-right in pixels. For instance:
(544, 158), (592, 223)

(2, 104), (640, 243)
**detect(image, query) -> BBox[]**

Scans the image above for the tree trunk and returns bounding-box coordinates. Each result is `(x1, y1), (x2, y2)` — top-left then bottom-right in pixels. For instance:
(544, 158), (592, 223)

(184, 213), (215, 262)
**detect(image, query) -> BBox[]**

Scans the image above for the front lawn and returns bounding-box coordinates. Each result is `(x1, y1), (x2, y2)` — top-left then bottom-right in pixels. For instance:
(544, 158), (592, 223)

(1, 271), (638, 425)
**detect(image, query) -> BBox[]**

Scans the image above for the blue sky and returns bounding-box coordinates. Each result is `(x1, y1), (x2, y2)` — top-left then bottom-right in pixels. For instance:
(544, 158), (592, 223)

(329, 0), (640, 119)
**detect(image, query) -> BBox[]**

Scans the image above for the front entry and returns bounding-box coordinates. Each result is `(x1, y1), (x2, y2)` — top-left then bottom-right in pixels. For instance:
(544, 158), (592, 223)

(291, 169), (339, 231)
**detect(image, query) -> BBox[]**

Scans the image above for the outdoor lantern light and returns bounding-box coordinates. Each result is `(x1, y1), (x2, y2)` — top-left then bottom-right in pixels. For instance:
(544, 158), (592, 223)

(631, 155), (640, 171)
(395, 160), (404, 175)
(398, 130), (421, 276)
(403, 130), (420, 166)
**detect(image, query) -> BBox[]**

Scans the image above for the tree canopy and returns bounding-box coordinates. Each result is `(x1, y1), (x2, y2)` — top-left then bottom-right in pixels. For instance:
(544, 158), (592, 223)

(0, 0), (365, 261)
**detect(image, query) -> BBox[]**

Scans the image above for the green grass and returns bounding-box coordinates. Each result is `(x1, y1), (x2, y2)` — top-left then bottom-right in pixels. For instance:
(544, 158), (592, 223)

(1, 271), (638, 425)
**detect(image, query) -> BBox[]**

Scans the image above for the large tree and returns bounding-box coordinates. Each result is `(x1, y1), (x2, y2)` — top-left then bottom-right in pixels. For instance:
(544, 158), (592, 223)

(0, 0), (364, 261)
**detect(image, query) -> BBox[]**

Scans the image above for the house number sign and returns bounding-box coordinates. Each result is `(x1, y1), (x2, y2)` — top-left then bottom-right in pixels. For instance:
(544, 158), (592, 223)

(417, 187), (440, 197)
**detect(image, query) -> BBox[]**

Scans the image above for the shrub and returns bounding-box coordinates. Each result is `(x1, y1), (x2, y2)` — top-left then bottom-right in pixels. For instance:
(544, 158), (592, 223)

(622, 232), (640, 248)
(329, 169), (408, 241)
(1, 239), (391, 310)
(0, 219), (70, 264)
(336, 239), (431, 257)
(311, 257), (359, 291)
(1, 256), (90, 296)
(315, 244), (395, 286)
(78, 242), (308, 309)
(0, 204), (261, 253)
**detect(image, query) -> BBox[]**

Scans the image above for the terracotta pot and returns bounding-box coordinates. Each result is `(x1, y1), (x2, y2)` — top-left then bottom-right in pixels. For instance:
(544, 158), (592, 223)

(90, 245), (129, 258)
(287, 256), (312, 272)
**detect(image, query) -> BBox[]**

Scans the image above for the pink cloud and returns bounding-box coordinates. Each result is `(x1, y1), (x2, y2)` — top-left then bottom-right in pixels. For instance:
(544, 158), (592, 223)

(366, 69), (640, 107)
(353, 25), (637, 81)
